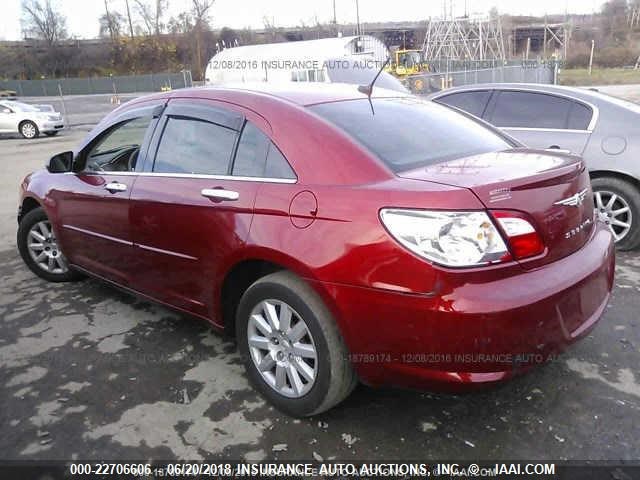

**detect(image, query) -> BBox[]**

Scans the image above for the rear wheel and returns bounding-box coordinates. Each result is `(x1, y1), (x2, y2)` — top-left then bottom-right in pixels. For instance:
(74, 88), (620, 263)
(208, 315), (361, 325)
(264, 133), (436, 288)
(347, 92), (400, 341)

(19, 120), (39, 139)
(592, 176), (640, 250)
(236, 271), (356, 417)
(17, 207), (82, 282)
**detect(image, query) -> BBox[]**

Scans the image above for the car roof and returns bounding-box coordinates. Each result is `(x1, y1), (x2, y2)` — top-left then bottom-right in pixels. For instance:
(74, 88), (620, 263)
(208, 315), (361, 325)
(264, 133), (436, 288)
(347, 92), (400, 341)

(428, 82), (640, 110)
(166, 82), (410, 107)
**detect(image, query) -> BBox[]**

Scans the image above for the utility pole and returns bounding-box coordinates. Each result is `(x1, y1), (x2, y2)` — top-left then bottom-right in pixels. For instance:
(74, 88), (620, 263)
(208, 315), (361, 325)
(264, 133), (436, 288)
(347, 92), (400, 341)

(333, 0), (337, 25)
(355, 0), (361, 35)
(543, 15), (547, 58)
(588, 39), (595, 75)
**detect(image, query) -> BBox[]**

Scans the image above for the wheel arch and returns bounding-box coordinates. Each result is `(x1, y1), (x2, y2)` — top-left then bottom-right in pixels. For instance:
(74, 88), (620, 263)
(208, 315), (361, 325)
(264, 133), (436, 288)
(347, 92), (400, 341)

(18, 118), (38, 130)
(590, 169), (640, 191)
(218, 251), (351, 349)
(18, 196), (42, 223)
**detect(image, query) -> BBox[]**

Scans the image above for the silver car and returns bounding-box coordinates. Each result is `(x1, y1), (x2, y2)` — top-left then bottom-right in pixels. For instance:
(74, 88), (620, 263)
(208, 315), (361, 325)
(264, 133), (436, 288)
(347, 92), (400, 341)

(0, 100), (64, 139)
(429, 83), (640, 250)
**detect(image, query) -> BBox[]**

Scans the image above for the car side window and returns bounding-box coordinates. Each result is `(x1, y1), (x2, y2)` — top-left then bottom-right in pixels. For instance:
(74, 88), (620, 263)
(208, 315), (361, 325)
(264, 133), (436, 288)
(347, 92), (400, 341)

(84, 116), (152, 172)
(232, 121), (296, 180)
(265, 143), (296, 179)
(567, 102), (593, 130)
(490, 91), (572, 129)
(0, 105), (12, 113)
(153, 117), (237, 175)
(232, 122), (270, 177)
(436, 90), (491, 118)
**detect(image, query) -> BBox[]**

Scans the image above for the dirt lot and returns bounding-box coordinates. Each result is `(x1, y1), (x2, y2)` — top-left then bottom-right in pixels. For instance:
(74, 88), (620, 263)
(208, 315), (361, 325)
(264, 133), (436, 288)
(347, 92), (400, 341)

(0, 119), (639, 462)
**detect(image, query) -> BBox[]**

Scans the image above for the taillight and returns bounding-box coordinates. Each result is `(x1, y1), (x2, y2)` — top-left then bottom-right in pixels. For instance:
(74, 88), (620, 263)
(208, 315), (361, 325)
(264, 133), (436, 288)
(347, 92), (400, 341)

(379, 209), (512, 268)
(491, 210), (545, 260)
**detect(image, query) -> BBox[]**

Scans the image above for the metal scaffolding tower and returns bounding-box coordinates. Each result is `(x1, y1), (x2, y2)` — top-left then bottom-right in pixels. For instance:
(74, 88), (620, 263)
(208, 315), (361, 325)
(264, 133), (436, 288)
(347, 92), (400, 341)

(422, 15), (506, 61)
(629, 5), (640, 29)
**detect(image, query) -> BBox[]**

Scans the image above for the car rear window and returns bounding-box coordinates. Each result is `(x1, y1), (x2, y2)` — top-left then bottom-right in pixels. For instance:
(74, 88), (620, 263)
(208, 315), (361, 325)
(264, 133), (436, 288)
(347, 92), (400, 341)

(309, 97), (511, 172)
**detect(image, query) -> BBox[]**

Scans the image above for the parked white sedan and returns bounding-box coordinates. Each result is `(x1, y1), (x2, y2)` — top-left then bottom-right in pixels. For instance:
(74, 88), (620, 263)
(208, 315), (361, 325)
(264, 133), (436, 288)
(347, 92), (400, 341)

(0, 101), (64, 139)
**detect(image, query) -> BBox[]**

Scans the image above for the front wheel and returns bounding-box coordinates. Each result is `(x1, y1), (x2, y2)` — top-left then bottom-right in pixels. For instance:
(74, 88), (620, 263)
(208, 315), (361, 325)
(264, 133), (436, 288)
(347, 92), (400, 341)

(19, 120), (39, 139)
(17, 207), (83, 282)
(592, 176), (640, 250)
(236, 271), (356, 417)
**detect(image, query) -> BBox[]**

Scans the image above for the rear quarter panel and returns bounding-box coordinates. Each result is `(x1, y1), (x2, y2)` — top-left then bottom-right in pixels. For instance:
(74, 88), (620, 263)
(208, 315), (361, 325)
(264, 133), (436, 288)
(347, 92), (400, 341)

(583, 103), (640, 180)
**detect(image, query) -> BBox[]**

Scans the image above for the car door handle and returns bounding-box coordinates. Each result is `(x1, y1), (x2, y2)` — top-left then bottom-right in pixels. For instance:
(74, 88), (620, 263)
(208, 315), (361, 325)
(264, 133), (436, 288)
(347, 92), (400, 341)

(104, 181), (127, 193)
(201, 188), (239, 201)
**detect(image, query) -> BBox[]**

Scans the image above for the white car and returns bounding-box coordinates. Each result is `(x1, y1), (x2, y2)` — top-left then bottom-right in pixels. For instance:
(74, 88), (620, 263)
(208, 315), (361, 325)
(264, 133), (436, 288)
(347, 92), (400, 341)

(0, 100), (64, 139)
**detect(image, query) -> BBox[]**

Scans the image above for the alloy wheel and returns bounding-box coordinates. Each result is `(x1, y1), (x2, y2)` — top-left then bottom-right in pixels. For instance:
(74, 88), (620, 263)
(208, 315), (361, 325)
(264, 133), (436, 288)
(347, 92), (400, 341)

(21, 122), (37, 139)
(26, 220), (69, 274)
(247, 299), (318, 398)
(594, 189), (632, 243)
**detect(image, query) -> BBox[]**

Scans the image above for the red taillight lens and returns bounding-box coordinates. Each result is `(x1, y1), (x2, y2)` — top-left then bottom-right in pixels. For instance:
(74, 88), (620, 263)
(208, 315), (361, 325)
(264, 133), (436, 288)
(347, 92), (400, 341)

(491, 211), (545, 260)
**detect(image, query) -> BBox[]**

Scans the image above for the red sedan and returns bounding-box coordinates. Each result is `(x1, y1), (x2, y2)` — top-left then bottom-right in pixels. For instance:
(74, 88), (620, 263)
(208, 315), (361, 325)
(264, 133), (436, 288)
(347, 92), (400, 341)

(17, 84), (614, 416)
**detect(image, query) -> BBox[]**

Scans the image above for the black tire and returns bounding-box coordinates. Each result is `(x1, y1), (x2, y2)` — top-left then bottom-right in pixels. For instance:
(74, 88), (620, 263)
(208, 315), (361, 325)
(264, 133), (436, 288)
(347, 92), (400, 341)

(236, 271), (356, 417)
(44, 131), (59, 137)
(17, 207), (83, 282)
(19, 120), (39, 139)
(592, 177), (640, 251)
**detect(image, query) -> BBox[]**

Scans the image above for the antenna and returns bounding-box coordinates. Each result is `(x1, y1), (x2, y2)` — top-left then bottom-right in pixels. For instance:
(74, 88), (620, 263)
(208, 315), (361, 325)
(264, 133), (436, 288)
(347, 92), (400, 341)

(357, 57), (391, 115)
(357, 57), (390, 97)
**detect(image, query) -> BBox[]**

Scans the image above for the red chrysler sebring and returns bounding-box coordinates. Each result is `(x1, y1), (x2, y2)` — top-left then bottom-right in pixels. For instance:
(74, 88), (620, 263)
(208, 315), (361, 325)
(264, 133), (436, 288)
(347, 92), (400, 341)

(17, 84), (614, 416)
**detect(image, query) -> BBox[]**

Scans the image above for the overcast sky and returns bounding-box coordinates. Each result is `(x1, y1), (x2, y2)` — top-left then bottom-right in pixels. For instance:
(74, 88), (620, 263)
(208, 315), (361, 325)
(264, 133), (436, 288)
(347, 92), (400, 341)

(0, 0), (605, 41)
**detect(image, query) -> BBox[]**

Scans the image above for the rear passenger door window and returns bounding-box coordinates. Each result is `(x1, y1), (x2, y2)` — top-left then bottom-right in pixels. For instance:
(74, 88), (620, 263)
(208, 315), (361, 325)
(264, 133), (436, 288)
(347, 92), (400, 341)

(232, 121), (296, 180)
(153, 117), (237, 174)
(435, 90), (492, 118)
(487, 91), (593, 154)
(567, 102), (593, 130)
(265, 143), (296, 179)
(232, 122), (270, 177)
(489, 91), (573, 129)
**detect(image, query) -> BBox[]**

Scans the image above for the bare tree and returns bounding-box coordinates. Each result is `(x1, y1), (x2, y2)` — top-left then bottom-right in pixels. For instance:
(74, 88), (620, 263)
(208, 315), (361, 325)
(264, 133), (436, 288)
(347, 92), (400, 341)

(100, 0), (116, 42)
(99, 10), (126, 40)
(262, 16), (280, 42)
(124, 0), (135, 38)
(192, 0), (215, 80)
(167, 12), (193, 35)
(134, 0), (167, 36)
(21, 0), (67, 47)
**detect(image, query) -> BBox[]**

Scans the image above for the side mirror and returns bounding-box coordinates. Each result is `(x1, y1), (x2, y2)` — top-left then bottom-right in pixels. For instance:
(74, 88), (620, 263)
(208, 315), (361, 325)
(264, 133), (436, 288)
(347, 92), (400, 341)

(46, 151), (74, 173)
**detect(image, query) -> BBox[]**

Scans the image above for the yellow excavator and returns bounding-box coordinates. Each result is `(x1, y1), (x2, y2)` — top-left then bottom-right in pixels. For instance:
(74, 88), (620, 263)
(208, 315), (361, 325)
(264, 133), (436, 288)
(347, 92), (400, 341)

(385, 47), (440, 93)
(386, 48), (427, 77)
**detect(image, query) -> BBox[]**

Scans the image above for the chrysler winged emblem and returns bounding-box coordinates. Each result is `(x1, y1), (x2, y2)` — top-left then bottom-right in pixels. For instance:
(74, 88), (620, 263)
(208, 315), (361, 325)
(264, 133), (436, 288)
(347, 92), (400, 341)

(554, 188), (588, 208)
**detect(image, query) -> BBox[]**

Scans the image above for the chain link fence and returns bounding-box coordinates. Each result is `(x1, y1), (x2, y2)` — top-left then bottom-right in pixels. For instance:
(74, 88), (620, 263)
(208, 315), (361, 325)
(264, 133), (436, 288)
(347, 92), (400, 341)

(406, 63), (557, 94)
(1, 71), (193, 97)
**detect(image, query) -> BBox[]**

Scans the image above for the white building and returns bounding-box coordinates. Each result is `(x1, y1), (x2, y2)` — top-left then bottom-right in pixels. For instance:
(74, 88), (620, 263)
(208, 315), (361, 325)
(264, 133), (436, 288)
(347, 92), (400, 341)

(205, 35), (389, 85)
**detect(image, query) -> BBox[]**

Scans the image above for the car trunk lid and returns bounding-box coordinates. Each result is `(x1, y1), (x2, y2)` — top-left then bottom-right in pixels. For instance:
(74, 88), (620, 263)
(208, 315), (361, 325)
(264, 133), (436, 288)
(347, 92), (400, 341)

(398, 149), (595, 269)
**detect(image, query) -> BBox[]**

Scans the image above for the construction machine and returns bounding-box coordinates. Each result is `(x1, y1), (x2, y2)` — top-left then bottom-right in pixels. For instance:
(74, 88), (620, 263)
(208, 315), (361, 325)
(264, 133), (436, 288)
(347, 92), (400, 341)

(386, 48), (426, 77)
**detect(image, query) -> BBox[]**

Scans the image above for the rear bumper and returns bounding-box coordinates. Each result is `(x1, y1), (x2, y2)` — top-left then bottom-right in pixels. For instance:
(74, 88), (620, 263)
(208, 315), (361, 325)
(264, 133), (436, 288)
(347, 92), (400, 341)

(317, 222), (615, 391)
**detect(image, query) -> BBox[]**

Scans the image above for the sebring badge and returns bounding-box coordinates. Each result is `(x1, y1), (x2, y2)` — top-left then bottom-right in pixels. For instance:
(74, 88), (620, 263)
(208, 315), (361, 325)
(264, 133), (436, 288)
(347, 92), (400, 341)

(565, 217), (592, 239)
(554, 188), (588, 208)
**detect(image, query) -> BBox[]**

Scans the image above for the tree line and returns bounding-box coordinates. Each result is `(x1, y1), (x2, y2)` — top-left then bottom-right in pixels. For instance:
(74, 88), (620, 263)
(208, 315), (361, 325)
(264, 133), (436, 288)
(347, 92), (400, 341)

(1, 0), (246, 80)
